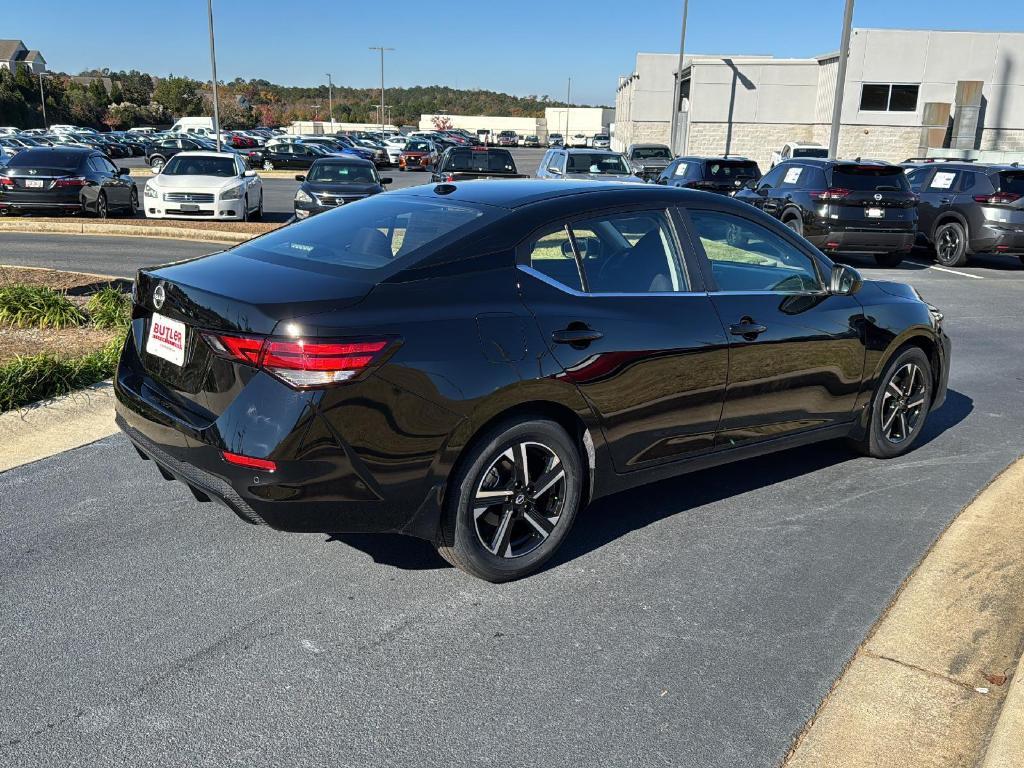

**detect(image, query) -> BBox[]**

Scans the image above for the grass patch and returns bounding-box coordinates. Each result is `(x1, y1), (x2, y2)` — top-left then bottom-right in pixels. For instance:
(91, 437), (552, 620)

(0, 285), (87, 329)
(0, 333), (124, 412)
(87, 286), (131, 329)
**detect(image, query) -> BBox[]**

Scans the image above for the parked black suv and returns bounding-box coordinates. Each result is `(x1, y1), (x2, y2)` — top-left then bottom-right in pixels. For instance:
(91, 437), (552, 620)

(903, 162), (1024, 267)
(735, 159), (917, 267)
(656, 156), (761, 195)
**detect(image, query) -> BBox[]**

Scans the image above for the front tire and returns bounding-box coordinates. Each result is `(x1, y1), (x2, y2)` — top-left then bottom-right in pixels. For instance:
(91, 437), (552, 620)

(934, 221), (968, 267)
(435, 419), (583, 582)
(149, 156), (165, 173)
(252, 192), (263, 221)
(853, 346), (933, 459)
(783, 215), (804, 236)
(874, 253), (904, 268)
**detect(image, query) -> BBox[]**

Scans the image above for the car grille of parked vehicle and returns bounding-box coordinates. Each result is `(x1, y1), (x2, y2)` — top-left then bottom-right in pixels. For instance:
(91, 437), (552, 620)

(164, 192), (215, 203)
(313, 193), (367, 207)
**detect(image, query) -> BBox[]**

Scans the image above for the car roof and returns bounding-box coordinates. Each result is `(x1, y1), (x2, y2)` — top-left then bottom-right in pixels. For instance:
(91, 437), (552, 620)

(917, 161), (1021, 172)
(171, 151), (239, 159)
(782, 158), (894, 168)
(392, 178), (701, 210)
(560, 148), (620, 155)
(311, 155), (373, 166)
(677, 155), (755, 162)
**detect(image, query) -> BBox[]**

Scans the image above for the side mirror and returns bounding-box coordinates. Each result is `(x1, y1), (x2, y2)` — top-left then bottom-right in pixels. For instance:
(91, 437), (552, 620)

(380, 177), (392, 185)
(118, 167), (131, 176)
(243, 170), (256, 177)
(742, 179), (756, 190)
(830, 263), (862, 296)
(756, 185), (769, 196)
(295, 174), (305, 181)
(547, 166), (562, 175)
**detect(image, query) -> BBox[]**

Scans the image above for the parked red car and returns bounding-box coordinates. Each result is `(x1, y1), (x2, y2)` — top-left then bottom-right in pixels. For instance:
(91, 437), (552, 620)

(398, 139), (438, 171)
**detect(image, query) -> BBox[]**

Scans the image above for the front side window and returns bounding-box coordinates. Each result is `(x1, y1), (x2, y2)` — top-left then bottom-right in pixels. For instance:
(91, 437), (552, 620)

(904, 167), (930, 192)
(690, 210), (821, 293)
(757, 165), (786, 190)
(860, 83), (919, 112)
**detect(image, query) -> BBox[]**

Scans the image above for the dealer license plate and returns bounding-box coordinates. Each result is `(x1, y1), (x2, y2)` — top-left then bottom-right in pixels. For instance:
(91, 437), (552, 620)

(865, 207), (885, 219)
(146, 312), (187, 367)
(180, 203), (200, 212)
(25, 179), (44, 188)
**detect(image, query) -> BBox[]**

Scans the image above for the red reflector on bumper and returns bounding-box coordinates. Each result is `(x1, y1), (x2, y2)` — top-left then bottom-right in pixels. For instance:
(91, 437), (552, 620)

(222, 451), (277, 472)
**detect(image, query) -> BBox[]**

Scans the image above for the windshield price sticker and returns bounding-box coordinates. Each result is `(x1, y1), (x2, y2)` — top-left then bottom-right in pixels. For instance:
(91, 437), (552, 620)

(784, 167), (803, 185)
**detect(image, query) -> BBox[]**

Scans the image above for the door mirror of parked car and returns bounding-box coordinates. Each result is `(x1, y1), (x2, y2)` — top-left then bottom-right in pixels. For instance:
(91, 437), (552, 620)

(295, 175), (305, 181)
(380, 177), (392, 185)
(741, 178), (756, 190)
(547, 166), (562, 175)
(829, 263), (862, 296)
(755, 184), (769, 196)
(243, 170), (256, 178)
(117, 167), (130, 175)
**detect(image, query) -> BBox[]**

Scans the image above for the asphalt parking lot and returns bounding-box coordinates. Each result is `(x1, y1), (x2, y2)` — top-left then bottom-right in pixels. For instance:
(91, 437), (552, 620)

(113, 148), (551, 222)
(2, 232), (1023, 766)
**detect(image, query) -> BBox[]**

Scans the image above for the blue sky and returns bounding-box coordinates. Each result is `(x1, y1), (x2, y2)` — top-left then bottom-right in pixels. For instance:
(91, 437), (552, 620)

(6, 0), (1022, 104)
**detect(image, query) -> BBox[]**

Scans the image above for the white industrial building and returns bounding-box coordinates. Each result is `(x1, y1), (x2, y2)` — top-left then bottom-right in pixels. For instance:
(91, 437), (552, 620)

(614, 28), (1024, 168)
(419, 107), (614, 142)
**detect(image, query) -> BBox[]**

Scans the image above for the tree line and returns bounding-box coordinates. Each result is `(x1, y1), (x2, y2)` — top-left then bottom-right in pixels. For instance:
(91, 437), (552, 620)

(0, 64), (604, 130)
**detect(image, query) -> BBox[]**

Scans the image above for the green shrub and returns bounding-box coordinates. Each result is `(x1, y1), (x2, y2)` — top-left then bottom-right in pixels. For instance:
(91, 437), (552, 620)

(0, 285), (87, 329)
(0, 334), (124, 412)
(86, 286), (131, 329)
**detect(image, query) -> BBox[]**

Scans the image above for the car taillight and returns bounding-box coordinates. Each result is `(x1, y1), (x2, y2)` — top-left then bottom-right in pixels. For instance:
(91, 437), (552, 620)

(55, 176), (88, 187)
(0, 176), (12, 187)
(974, 192), (1021, 205)
(443, 172), (455, 181)
(202, 333), (392, 388)
(222, 450), (277, 472)
(810, 188), (851, 201)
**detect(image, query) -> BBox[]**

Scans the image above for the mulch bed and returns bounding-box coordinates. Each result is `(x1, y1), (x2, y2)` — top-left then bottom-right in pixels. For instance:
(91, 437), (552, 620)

(0, 215), (279, 235)
(0, 325), (117, 366)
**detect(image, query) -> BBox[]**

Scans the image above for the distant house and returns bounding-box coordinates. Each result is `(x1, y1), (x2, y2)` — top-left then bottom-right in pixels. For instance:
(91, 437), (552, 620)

(69, 76), (114, 95)
(0, 39), (47, 75)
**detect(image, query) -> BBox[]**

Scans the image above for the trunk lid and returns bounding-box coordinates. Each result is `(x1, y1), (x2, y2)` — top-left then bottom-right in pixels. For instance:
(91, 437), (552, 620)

(826, 164), (917, 228)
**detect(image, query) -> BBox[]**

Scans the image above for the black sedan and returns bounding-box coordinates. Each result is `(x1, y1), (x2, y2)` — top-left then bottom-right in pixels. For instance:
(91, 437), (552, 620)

(293, 156), (391, 219)
(261, 143), (333, 171)
(0, 146), (137, 217)
(114, 180), (950, 582)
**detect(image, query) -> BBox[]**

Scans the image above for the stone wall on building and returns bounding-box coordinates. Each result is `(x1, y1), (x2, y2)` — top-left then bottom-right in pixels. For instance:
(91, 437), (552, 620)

(980, 128), (1024, 153)
(811, 124), (922, 163)
(685, 122), (815, 168)
(614, 120), (671, 151)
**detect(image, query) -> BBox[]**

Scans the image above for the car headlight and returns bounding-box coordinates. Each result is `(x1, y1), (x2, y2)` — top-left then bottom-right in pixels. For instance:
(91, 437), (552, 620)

(144, 183), (158, 199)
(294, 189), (313, 204)
(219, 184), (244, 200)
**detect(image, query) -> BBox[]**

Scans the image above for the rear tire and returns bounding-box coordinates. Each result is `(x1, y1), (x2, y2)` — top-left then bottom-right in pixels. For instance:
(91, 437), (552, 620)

(252, 192), (263, 221)
(851, 346), (933, 459)
(934, 221), (968, 267)
(783, 215), (804, 237)
(874, 253), (904, 268)
(263, 160), (274, 171)
(126, 187), (138, 218)
(435, 419), (583, 582)
(95, 192), (108, 220)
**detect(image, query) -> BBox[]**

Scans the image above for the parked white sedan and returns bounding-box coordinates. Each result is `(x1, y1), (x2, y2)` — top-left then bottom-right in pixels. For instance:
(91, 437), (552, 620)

(143, 152), (263, 221)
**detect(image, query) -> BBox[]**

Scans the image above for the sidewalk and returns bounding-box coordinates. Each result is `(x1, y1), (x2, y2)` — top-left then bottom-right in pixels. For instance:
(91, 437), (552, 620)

(784, 458), (1024, 767)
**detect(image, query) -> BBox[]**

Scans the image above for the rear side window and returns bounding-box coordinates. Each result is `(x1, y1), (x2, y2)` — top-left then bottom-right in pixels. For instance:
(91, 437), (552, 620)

(831, 165), (910, 192)
(237, 196), (490, 278)
(528, 225), (583, 292)
(6, 149), (83, 171)
(996, 172), (1024, 195)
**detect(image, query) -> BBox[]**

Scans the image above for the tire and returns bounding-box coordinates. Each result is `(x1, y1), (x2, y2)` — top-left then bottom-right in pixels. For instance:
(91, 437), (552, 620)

(95, 192), (108, 220)
(252, 192), (263, 221)
(783, 215), (803, 237)
(241, 194), (249, 222)
(126, 187), (138, 218)
(435, 419), (583, 582)
(263, 160), (274, 171)
(149, 156), (165, 173)
(934, 221), (968, 267)
(874, 253), (904, 268)
(852, 346), (933, 459)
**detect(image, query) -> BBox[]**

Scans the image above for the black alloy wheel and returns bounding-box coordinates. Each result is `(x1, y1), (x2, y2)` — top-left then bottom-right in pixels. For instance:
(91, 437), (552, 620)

(934, 221), (968, 267)
(95, 192), (108, 219)
(127, 187), (138, 218)
(150, 156), (165, 173)
(263, 160), (274, 171)
(853, 346), (933, 458)
(436, 419), (583, 582)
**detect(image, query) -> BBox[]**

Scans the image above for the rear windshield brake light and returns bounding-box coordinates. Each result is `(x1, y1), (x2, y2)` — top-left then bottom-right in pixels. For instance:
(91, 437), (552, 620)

(203, 332), (392, 388)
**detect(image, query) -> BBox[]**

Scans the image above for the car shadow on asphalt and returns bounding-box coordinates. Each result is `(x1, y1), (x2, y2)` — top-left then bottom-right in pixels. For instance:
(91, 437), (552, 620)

(327, 389), (973, 575)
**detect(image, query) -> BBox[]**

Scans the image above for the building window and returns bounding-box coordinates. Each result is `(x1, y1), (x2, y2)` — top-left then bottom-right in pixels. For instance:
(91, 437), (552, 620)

(860, 83), (919, 112)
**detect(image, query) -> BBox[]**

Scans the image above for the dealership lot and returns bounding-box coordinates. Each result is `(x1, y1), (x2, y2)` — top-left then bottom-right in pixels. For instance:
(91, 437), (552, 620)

(1, 243), (1021, 766)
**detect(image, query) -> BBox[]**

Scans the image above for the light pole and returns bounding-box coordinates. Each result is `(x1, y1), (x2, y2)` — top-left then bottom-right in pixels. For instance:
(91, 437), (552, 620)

(668, 0), (689, 155)
(326, 73), (333, 131)
(565, 77), (571, 138)
(828, 0), (856, 159)
(206, 0), (221, 151)
(369, 46), (394, 135)
(38, 71), (50, 130)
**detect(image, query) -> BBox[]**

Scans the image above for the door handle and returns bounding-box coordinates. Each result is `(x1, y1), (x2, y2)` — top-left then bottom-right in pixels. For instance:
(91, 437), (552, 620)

(729, 320), (768, 340)
(939, 198), (952, 205)
(552, 327), (603, 345)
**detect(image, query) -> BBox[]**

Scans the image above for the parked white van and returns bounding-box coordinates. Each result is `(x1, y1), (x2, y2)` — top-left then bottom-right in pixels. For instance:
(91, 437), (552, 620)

(170, 117), (215, 136)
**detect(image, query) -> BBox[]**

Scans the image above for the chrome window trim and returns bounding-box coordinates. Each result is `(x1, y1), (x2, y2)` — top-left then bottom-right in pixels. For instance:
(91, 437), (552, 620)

(518, 265), (707, 299)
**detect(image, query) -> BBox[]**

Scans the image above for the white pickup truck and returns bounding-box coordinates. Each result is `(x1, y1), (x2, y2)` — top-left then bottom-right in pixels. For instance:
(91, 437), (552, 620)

(770, 141), (828, 168)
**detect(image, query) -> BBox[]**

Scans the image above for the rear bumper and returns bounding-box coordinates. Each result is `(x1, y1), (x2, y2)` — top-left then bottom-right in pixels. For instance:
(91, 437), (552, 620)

(973, 224), (1024, 255)
(810, 228), (916, 255)
(0, 201), (82, 213)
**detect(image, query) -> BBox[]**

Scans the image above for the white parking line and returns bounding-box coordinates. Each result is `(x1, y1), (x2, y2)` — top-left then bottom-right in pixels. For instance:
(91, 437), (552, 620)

(907, 260), (984, 279)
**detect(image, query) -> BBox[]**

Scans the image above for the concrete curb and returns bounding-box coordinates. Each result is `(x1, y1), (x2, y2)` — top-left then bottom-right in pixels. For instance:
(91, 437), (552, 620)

(784, 457), (1024, 768)
(0, 380), (118, 473)
(0, 219), (254, 244)
(979, 652), (1024, 768)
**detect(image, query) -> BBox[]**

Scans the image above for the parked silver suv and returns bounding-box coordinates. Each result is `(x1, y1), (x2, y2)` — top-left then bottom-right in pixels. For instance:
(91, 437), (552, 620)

(536, 148), (642, 182)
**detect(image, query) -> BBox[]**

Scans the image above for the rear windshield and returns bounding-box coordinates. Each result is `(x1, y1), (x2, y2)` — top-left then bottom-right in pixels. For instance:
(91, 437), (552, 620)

(235, 195), (491, 278)
(793, 147), (828, 158)
(566, 153), (629, 175)
(307, 161), (377, 183)
(631, 147), (671, 160)
(831, 165), (910, 192)
(996, 172), (1024, 195)
(5, 149), (84, 171)
(705, 161), (759, 180)
(443, 149), (516, 173)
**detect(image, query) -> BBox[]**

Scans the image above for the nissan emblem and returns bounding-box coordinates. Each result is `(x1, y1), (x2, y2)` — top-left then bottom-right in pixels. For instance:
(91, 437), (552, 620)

(153, 284), (166, 310)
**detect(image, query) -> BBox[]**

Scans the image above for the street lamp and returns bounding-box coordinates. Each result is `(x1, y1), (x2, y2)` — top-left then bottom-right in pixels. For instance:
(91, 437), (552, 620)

(828, 0), (856, 158)
(369, 46), (394, 135)
(326, 73), (333, 131)
(207, 0), (221, 151)
(668, 0), (689, 155)
(37, 71), (53, 131)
